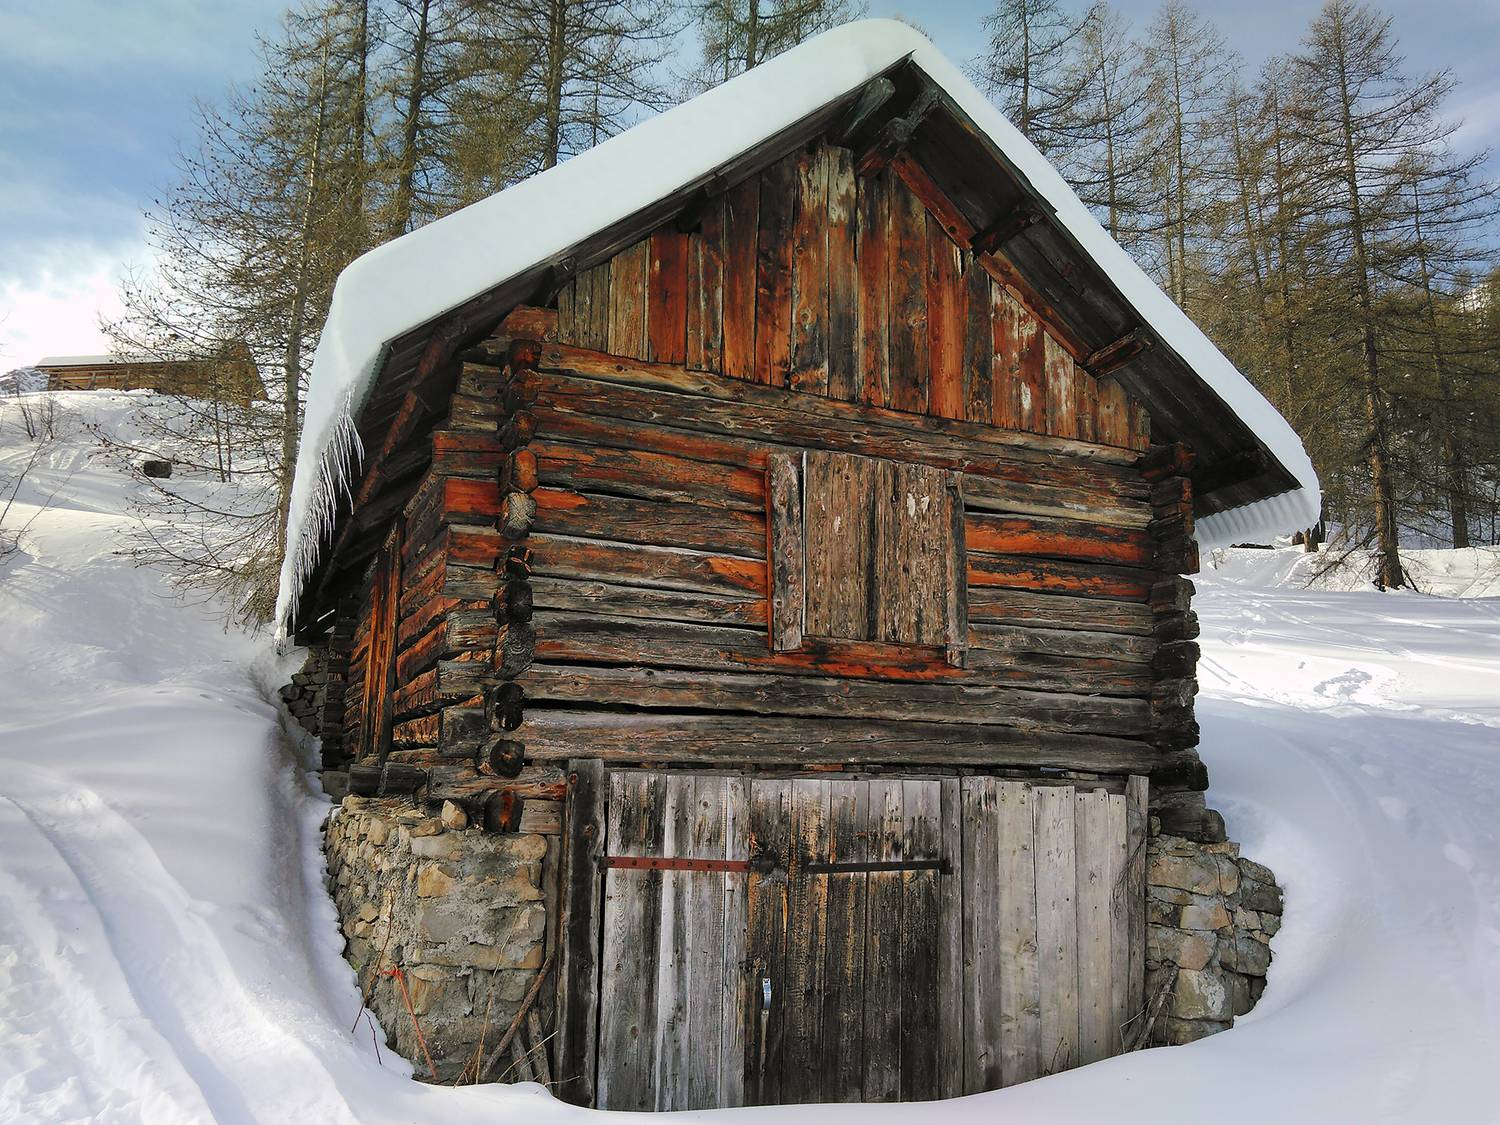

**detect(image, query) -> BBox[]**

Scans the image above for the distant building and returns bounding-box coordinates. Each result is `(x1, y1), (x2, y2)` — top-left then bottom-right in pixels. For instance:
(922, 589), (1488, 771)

(34, 347), (263, 404)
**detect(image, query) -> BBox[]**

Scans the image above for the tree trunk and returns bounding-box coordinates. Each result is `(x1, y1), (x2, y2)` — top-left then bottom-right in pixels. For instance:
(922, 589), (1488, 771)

(392, 0), (431, 236)
(542, 0), (567, 168)
(1333, 16), (1404, 589)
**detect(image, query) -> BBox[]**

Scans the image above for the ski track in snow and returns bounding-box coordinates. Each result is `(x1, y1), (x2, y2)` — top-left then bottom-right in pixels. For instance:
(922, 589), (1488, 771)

(3, 393), (1500, 1124)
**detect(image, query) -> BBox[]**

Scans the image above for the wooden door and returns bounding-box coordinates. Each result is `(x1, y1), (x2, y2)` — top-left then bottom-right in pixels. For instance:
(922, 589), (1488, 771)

(590, 770), (1145, 1110)
(744, 776), (963, 1105)
(595, 771), (749, 1111)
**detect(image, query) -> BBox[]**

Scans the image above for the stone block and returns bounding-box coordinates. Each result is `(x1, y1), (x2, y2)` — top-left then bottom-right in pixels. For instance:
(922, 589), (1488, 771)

(1239, 878), (1283, 914)
(1235, 934), (1272, 976)
(1229, 972), (1255, 1017)
(1161, 1017), (1231, 1045)
(416, 902), (472, 944)
(1148, 925), (1214, 971)
(1215, 856), (1241, 896)
(1149, 852), (1221, 895)
(1179, 901), (1231, 931)
(1148, 899), (1181, 926)
(411, 836), (463, 861)
(416, 863), (457, 898)
(1148, 884), (1193, 906)
(1171, 967), (1232, 1022)
(366, 818), (390, 846)
(1239, 857), (1276, 885)
(410, 818), (445, 838)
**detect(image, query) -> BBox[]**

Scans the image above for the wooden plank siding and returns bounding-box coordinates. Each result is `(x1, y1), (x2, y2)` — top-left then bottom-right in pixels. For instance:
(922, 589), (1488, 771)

(555, 141), (1152, 451)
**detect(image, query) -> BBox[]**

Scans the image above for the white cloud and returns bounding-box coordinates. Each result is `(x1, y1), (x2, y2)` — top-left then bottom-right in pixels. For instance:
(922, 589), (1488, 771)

(0, 249), (135, 366)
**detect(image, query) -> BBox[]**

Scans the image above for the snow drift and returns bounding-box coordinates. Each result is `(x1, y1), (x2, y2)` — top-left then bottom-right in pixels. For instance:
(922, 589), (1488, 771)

(2, 391), (1494, 1122)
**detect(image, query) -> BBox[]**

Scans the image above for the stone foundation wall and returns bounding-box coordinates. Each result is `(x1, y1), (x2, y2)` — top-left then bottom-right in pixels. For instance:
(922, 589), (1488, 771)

(324, 795), (555, 1083)
(1143, 827), (1283, 1045)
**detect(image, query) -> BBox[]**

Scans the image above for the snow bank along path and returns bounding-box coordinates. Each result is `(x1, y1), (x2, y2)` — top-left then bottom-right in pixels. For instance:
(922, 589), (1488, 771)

(276, 18), (1320, 631)
(2, 392), (1494, 1123)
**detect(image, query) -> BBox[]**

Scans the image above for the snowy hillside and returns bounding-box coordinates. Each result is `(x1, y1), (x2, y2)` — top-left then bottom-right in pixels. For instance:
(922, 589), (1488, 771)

(1204, 541), (1500, 599)
(2, 391), (1498, 1123)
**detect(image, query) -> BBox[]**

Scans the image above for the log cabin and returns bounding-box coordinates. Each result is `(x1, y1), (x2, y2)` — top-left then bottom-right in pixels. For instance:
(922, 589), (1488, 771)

(35, 345), (264, 403)
(281, 21), (1317, 1108)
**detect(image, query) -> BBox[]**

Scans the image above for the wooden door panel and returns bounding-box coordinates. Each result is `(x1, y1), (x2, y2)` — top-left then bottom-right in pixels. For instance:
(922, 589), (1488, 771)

(596, 772), (748, 1111)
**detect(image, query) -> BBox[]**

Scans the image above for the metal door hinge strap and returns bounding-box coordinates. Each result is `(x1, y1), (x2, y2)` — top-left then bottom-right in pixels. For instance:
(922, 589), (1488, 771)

(601, 856), (751, 872)
(803, 859), (951, 874)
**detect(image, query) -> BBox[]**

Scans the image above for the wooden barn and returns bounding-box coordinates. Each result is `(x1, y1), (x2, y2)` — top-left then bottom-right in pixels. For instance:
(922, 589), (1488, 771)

(282, 21), (1316, 1109)
(35, 346), (263, 403)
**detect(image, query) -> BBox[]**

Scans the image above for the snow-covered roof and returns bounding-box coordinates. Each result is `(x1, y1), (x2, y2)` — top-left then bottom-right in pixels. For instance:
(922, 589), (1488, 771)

(276, 19), (1321, 632)
(35, 355), (121, 367)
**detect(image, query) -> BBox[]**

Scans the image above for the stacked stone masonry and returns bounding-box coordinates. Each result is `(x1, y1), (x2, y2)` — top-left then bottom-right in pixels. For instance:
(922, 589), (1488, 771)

(324, 795), (555, 1083)
(1144, 826), (1284, 1045)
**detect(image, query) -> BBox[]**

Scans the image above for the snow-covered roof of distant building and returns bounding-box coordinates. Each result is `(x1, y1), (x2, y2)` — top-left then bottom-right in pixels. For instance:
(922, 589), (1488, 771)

(275, 18), (1322, 634)
(35, 354), (126, 367)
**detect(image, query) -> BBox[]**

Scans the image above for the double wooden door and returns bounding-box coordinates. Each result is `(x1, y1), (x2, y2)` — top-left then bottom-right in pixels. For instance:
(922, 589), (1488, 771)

(592, 770), (1145, 1111)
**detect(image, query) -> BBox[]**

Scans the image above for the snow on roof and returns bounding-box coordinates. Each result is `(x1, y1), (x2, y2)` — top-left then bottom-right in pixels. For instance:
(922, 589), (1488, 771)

(35, 355), (122, 367)
(275, 18), (1321, 631)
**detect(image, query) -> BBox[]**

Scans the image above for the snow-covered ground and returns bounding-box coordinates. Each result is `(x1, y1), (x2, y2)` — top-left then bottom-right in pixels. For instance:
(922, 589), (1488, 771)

(2, 392), (1497, 1123)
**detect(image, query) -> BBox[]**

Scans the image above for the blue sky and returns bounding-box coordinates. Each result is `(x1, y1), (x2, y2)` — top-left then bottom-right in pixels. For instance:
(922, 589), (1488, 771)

(2, 0), (1497, 366)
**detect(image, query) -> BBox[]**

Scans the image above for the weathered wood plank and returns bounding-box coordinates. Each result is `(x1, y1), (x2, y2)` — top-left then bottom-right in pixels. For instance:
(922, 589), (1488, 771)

(927, 216), (965, 420)
(520, 710), (1174, 773)
(873, 459), (954, 646)
(961, 776), (1003, 1094)
(821, 778), (869, 1100)
(966, 511), (1154, 568)
(596, 770), (665, 1110)
(826, 146), (858, 402)
(532, 439), (767, 511)
(528, 534), (767, 598)
(789, 146), (830, 396)
(554, 765), (603, 1107)
(888, 176), (930, 414)
(746, 780), (791, 1105)
(1044, 333), (1079, 440)
(768, 452), (805, 651)
(719, 775), (750, 1108)
(967, 552), (1153, 601)
(1125, 774), (1149, 1044)
(722, 176), (760, 380)
(856, 168), (893, 408)
(608, 239), (649, 360)
(962, 262), (993, 425)
(529, 486), (766, 558)
(781, 779), (831, 1101)
(528, 576), (766, 627)
(1074, 788), (1113, 1066)
(755, 155), (796, 387)
(519, 663), (1153, 734)
(997, 779), (1041, 1085)
(646, 229), (690, 367)
(937, 776), (964, 1100)
(898, 779), (941, 1100)
(1034, 784), (1078, 1076)
(803, 451), (875, 641)
(966, 587), (1154, 635)
(1107, 789), (1131, 1056)
(863, 778), (903, 1101)
(686, 198), (725, 372)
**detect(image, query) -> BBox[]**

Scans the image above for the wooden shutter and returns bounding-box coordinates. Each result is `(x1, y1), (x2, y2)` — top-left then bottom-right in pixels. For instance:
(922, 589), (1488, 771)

(768, 450), (966, 663)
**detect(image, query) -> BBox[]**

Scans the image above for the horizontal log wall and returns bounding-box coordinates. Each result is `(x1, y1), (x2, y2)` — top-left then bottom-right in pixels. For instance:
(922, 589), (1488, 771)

(557, 142), (1151, 449)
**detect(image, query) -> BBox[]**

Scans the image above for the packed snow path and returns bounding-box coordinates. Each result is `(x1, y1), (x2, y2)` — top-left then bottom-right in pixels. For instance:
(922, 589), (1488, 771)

(1, 393), (1497, 1123)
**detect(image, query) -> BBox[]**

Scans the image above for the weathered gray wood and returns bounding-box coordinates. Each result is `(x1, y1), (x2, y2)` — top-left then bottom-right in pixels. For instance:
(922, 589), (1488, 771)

(554, 758), (604, 1107)
(520, 661), (1152, 734)
(527, 576), (766, 627)
(803, 450), (876, 640)
(768, 452), (805, 651)
(1125, 774), (1149, 1043)
(937, 776), (964, 1101)
(961, 776), (1003, 1094)
(1074, 788), (1113, 1066)
(997, 779), (1041, 1085)
(519, 709), (1171, 774)
(863, 777), (903, 1101)
(653, 774), (693, 1108)
(746, 780), (792, 1106)
(781, 779), (831, 1102)
(821, 778), (869, 1100)
(1106, 790), (1130, 1056)
(719, 775), (750, 1108)
(944, 471), (968, 666)
(873, 459), (954, 646)
(898, 779), (942, 1100)
(596, 770), (665, 1110)
(1034, 784), (1078, 1076)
